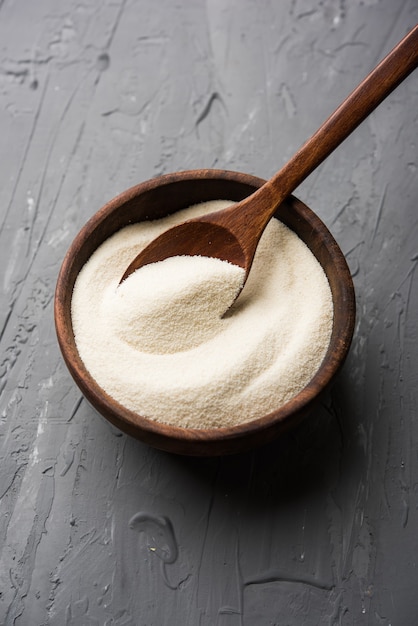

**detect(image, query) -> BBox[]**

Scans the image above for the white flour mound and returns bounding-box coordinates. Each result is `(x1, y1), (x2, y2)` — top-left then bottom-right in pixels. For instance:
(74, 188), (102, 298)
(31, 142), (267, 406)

(106, 255), (245, 354)
(71, 200), (333, 429)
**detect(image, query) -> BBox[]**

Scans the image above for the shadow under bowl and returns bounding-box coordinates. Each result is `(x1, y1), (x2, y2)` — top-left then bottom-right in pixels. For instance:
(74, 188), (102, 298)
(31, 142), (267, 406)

(54, 169), (355, 456)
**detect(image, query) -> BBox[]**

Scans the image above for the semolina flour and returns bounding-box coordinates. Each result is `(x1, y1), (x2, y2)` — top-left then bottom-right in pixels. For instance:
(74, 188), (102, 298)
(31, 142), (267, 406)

(71, 200), (333, 429)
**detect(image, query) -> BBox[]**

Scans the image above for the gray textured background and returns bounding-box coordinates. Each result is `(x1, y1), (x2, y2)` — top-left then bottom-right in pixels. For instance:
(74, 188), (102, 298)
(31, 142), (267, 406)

(1, 1), (418, 624)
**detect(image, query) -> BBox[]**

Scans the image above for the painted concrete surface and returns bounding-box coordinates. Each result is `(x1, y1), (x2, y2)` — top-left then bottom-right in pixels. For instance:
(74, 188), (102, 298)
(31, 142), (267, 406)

(1, 1), (417, 624)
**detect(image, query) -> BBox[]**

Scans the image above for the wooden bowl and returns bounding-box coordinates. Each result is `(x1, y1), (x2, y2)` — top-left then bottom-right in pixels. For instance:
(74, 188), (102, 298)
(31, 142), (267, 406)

(55, 169), (355, 456)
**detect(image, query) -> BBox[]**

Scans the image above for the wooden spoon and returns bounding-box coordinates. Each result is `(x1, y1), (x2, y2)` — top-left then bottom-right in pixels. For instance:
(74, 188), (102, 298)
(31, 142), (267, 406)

(121, 25), (418, 286)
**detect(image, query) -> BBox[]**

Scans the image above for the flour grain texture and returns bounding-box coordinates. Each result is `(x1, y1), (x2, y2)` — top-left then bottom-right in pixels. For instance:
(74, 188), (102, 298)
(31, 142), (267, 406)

(71, 200), (333, 429)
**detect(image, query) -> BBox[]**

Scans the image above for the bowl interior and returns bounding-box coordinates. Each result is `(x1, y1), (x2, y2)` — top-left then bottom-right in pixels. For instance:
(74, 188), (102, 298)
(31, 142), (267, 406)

(55, 170), (355, 456)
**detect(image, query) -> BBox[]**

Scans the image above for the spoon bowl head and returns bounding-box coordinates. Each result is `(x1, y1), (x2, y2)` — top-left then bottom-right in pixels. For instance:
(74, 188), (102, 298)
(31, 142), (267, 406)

(55, 169), (355, 456)
(121, 219), (246, 283)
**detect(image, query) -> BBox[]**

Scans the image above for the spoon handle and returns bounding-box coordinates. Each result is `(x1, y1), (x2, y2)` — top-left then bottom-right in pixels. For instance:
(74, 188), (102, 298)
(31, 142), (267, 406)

(270, 25), (418, 194)
(233, 24), (418, 236)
